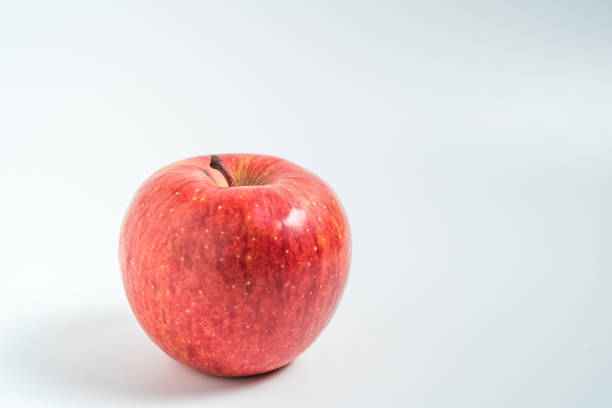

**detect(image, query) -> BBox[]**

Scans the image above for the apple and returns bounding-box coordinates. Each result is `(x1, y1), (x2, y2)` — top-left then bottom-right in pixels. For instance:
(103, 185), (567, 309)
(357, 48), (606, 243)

(119, 154), (351, 377)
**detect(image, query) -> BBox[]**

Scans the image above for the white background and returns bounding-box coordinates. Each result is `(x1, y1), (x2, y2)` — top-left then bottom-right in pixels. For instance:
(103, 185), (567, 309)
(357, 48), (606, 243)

(1, 1), (611, 407)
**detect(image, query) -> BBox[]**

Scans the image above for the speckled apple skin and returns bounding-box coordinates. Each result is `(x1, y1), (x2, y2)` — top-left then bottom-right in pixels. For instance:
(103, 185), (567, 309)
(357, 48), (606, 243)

(119, 154), (351, 377)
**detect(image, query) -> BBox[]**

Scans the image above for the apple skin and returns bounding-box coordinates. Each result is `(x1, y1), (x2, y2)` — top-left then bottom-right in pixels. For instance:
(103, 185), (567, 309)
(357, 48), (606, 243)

(119, 154), (351, 377)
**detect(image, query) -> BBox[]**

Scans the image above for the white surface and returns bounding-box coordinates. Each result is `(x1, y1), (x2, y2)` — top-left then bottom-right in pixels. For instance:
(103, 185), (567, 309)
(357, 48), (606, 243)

(1, 1), (611, 407)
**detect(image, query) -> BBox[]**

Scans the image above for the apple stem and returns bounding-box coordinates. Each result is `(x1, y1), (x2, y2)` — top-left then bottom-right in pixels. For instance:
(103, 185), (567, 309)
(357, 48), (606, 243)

(210, 155), (236, 187)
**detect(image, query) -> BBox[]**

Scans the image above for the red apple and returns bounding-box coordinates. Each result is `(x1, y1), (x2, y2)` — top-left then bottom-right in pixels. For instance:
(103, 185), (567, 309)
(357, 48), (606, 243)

(119, 154), (351, 377)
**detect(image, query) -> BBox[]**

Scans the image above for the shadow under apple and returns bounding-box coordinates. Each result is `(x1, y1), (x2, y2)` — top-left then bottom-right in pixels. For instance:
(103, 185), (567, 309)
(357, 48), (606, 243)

(4, 307), (288, 401)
